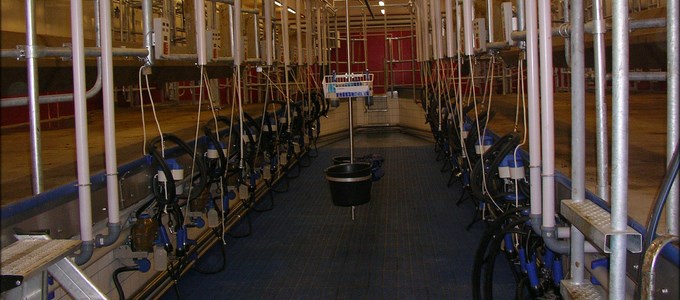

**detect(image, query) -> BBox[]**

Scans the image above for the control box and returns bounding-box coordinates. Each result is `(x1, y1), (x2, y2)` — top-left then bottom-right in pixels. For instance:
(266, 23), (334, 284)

(206, 30), (221, 62)
(153, 18), (170, 59)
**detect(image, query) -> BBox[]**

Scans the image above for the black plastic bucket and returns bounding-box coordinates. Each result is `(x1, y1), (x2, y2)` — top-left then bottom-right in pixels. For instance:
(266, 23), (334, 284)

(325, 162), (373, 207)
(332, 155), (385, 181)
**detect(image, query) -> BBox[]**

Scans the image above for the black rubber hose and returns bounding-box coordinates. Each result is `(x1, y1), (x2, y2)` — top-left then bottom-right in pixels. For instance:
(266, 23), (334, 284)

(472, 207), (527, 300)
(481, 220), (532, 300)
(113, 265), (139, 300)
(192, 229), (227, 275)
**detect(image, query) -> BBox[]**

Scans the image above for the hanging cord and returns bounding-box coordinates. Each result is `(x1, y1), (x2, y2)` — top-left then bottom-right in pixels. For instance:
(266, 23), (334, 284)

(513, 54), (528, 207)
(139, 65), (165, 157)
(469, 56), (502, 212)
(183, 65), (206, 223)
(479, 56), (501, 209)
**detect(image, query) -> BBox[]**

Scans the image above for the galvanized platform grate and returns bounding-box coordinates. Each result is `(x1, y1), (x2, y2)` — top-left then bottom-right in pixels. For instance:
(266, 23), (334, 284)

(561, 280), (606, 300)
(561, 200), (642, 253)
(1, 239), (80, 277)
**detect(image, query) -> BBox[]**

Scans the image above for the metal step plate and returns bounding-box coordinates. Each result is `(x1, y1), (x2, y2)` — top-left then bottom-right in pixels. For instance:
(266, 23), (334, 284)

(561, 280), (606, 300)
(561, 200), (642, 253)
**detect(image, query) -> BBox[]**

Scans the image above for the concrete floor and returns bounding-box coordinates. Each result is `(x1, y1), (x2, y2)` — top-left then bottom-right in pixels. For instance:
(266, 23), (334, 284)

(1, 92), (670, 228)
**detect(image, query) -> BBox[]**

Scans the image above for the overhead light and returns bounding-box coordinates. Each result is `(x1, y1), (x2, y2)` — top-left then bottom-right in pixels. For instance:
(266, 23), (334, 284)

(274, 1), (282, 7)
(379, 1), (385, 6)
(288, 7), (296, 14)
(381, 8), (385, 14)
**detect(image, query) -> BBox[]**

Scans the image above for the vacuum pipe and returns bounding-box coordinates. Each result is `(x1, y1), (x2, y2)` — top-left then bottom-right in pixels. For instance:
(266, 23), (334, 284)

(195, 0), (208, 65)
(71, 0), (95, 265)
(462, 0), (474, 55)
(538, 0), (556, 231)
(486, 0), (494, 43)
(525, 0), (542, 217)
(445, 0), (454, 58)
(610, 0), (631, 297)
(433, 0), (444, 59)
(95, 0), (121, 247)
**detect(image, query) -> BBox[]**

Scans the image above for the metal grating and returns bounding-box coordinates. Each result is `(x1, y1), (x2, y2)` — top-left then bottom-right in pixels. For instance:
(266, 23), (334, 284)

(561, 200), (642, 253)
(1, 239), (80, 277)
(561, 280), (606, 300)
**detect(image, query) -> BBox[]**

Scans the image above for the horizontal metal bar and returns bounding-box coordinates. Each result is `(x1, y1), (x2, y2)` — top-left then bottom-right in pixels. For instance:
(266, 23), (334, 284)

(512, 24), (571, 41)
(1, 46), (148, 59)
(487, 42), (510, 50)
(602, 71), (667, 81)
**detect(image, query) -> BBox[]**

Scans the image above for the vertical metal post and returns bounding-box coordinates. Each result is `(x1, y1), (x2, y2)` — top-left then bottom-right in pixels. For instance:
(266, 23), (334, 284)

(410, 2), (416, 101)
(234, 0), (243, 65)
(362, 12), (368, 71)
(254, 14), (261, 60)
(526, 0), (542, 217)
(228, 6), (235, 59)
(143, 0), (154, 65)
(316, 3), (322, 67)
(569, 0), (586, 284)
(306, 0), (313, 65)
(610, 0), (630, 297)
(563, 0), (570, 66)
(25, 0), (43, 195)
(384, 10), (388, 92)
(346, 0), (354, 162)
(667, 0), (680, 236)
(265, 0), (272, 65)
(486, 0), (494, 43)
(593, 0), (610, 202)
(296, 0), (303, 65)
(282, 0), (292, 132)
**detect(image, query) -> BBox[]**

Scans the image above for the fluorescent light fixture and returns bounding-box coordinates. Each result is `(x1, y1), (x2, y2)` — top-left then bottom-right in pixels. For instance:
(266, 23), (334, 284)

(381, 8), (385, 14)
(288, 7), (296, 14)
(379, 1), (385, 6)
(274, 1), (282, 6)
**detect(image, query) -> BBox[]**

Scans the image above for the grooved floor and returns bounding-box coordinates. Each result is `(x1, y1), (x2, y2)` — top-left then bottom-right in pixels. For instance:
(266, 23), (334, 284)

(161, 133), (514, 299)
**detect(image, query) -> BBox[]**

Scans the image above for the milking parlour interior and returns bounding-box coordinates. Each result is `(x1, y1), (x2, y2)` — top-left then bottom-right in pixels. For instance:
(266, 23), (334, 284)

(0, 0), (678, 299)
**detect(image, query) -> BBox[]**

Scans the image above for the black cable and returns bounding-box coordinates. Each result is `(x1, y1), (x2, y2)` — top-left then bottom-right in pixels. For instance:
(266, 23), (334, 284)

(112, 265), (139, 300)
(251, 191), (275, 212)
(227, 210), (252, 238)
(192, 229), (227, 275)
(472, 207), (526, 300)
